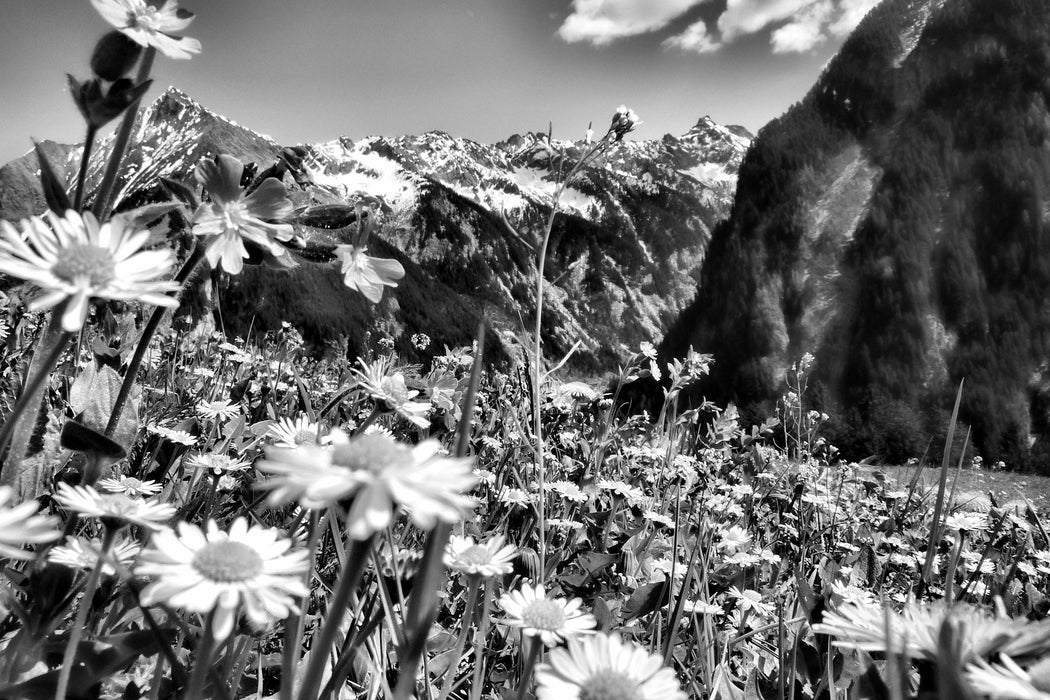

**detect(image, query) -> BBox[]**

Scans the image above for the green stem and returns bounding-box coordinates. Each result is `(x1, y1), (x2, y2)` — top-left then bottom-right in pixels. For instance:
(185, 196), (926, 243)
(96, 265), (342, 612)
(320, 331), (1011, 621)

(296, 534), (374, 700)
(54, 526), (117, 700)
(184, 610), (217, 700)
(105, 244), (205, 438)
(514, 636), (543, 700)
(0, 311), (72, 490)
(91, 47), (155, 221)
(281, 511), (322, 700)
(468, 579), (493, 700)
(435, 576), (481, 700)
(74, 125), (98, 213)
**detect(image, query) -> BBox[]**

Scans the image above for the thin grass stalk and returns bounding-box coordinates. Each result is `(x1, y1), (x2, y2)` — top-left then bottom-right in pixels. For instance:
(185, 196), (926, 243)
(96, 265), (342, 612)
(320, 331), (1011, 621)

(281, 511), (324, 700)
(393, 322), (485, 700)
(73, 125), (98, 212)
(91, 48), (155, 220)
(514, 636), (542, 700)
(435, 575), (481, 700)
(184, 610), (218, 700)
(469, 578), (493, 700)
(921, 379), (964, 589)
(105, 243), (206, 437)
(54, 526), (117, 700)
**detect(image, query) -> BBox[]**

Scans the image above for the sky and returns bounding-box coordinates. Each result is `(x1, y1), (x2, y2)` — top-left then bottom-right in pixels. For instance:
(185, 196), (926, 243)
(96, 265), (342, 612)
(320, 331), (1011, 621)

(0, 0), (880, 164)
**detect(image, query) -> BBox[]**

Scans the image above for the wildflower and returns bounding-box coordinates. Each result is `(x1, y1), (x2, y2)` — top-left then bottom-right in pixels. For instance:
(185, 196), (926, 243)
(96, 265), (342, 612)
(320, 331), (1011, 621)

(727, 587), (774, 617)
(0, 486), (61, 560)
(639, 341), (657, 359)
(597, 479), (645, 505)
(49, 535), (140, 576)
(267, 414), (329, 449)
(445, 534), (517, 578)
(411, 333), (430, 350)
(335, 245), (405, 303)
(967, 656), (1050, 699)
(53, 483), (174, 530)
(0, 211), (180, 332)
(535, 633), (686, 700)
(136, 518), (309, 641)
(945, 512), (989, 532)
(682, 599), (723, 616)
(351, 358), (430, 428)
(546, 518), (585, 531)
(98, 475), (163, 498)
(609, 105), (642, 141)
(717, 525), (752, 553)
(499, 488), (531, 508)
(550, 381), (598, 411)
(547, 480), (588, 503)
(196, 398), (240, 422)
(90, 0), (201, 59)
(146, 423), (197, 446)
(257, 431), (477, 538)
(191, 154), (294, 275)
(187, 452), (250, 475)
(499, 583), (596, 647)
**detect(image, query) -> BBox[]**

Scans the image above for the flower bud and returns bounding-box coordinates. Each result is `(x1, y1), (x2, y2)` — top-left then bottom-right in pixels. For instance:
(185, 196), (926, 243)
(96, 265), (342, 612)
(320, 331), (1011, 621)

(90, 30), (143, 81)
(609, 105), (642, 141)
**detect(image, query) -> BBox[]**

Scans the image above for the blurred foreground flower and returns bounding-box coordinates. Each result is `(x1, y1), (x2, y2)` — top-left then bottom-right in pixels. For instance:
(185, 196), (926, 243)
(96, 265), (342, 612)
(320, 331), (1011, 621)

(967, 656), (1050, 700)
(257, 431), (477, 538)
(192, 154), (294, 274)
(136, 518), (309, 641)
(499, 582), (595, 647)
(445, 534), (517, 578)
(336, 244), (405, 303)
(535, 633), (686, 700)
(91, 0), (202, 60)
(0, 210), (180, 332)
(0, 486), (61, 560)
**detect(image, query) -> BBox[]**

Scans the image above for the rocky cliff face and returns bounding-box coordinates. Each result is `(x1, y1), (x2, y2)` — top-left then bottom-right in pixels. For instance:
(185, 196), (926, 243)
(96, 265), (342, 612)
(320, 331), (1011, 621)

(660, 0), (1050, 467)
(0, 88), (750, 372)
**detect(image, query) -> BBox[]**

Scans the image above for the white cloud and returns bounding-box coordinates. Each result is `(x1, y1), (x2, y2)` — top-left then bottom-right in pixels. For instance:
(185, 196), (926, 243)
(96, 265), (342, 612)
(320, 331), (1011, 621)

(557, 0), (709, 46)
(662, 19), (720, 53)
(828, 0), (880, 36)
(716, 0), (815, 43)
(770, 0), (834, 52)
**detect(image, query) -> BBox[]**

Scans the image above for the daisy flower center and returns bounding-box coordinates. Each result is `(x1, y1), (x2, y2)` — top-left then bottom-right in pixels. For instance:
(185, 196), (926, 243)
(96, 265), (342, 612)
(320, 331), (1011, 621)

(98, 494), (142, 516)
(51, 244), (116, 287)
(192, 540), (264, 582)
(334, 435), (411, 475)
(579, 672), (642, 700)
(221, 201), (251, 230)
(521, 599), (566, 631)
(458, 545), (493, 567)
(294, 430), (317, 446)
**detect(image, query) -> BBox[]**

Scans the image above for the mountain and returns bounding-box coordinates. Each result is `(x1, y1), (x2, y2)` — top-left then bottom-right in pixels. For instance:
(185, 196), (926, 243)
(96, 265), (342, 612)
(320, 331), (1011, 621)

(659, 0), (1050, 468)
(0, 88), (750, 372)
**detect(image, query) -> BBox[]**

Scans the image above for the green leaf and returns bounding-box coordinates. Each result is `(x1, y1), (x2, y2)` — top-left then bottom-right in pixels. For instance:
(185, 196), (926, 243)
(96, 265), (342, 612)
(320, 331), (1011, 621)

(621, 580), (668, 623)
(34, 142), (72, 215)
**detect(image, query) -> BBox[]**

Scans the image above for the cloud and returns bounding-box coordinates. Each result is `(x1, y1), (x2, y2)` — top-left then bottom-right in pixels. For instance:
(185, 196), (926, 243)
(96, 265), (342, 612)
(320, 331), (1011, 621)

(557, 0), (708, 46)
(662, 19), (720, 53)
(661, 0), (880, 54)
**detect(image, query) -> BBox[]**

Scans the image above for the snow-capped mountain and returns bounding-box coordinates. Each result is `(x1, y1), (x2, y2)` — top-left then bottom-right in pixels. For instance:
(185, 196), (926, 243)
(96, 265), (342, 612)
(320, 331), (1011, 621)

(0, 88), (750, 370)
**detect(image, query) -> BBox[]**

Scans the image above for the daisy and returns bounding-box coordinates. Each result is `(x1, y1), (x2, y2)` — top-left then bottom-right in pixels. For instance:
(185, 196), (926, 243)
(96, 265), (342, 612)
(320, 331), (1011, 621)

(136, 518), (309, 641)
(499, 488), (532, 508)
(547, 480), (589, 503)
(53, 483), (174, 530)
(191, 154), (295, 275)
(0, 486), (61, 560)
(717, 525), (752, 553)
(727, 587), (774, 617)
(267, 414), (329, 449)
(498, 583), (596, 647)
(351, 358), (431, 428)
(258, 431), (477, 538)
(145, 423), (197, 446)
(98, 475), (163, 498)
(535, 633), (686, 700)
(967, 656), (1050, 699)
(335, 245), (405, 303)
(596, 479), (645, 505)
(186, 452), (250, 475)
(196, 399), (239, 422)
(0, 211), (180, 332)
(445, 534), (517, 578)
(49, 535), (140, 576)
(90, 0), (201, 60)
(945, 512), (989, 532)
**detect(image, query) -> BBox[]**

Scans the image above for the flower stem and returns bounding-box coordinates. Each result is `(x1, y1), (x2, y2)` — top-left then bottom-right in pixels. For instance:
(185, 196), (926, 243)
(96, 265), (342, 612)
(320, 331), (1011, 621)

(91, 47), (155, 221)
(0, 311), (72, 491)
(54, 526), (117, 700)
(296, 534), (374, 700)
(514, 636), (542, 700)
(435, 576), (481, 700)
(184, 610), (218, 700)
(468, 579), (493, 700)
(74, 125), (98, 213)
(105, 243), (206, 438)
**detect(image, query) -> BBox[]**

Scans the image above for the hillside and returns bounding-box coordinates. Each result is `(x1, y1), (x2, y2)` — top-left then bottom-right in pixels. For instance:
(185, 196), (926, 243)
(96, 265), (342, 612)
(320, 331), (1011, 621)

(0, 89), (750, 371)
(659, 0), (1050, 469)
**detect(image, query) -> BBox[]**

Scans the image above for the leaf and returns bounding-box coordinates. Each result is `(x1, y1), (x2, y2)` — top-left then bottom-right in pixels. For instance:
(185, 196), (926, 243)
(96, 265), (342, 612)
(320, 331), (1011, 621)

(68, 364), (137, 447)
(576, 551), (618, 577)
(34, 142), (72, 215)
(620, 580), (668, 623)
(159, 176), (200, 210)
